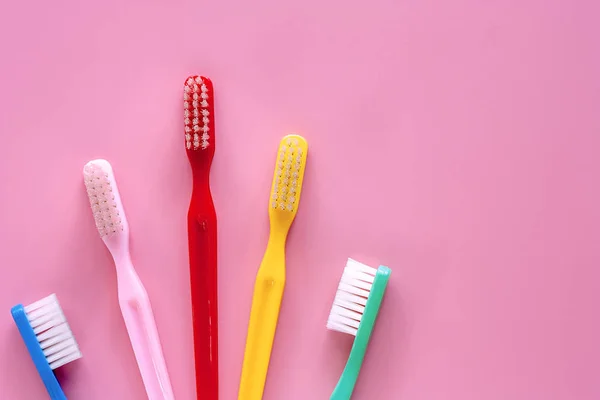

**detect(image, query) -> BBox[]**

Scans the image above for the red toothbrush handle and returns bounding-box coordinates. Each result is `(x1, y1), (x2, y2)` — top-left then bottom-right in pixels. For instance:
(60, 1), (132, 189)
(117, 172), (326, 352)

(188, 213), (218, 400)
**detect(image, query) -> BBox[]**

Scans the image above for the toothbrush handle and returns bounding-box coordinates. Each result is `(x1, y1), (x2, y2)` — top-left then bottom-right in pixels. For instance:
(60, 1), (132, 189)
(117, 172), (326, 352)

(188, 214), (219, 400)
(238, 241), (286, 400)
(119, 264), (175, 400)
(329, 337), (368, 400)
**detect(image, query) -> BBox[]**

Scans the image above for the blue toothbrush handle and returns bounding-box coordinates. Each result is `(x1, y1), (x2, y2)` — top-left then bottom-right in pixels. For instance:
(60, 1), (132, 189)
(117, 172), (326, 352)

(11, 304), (67, 400)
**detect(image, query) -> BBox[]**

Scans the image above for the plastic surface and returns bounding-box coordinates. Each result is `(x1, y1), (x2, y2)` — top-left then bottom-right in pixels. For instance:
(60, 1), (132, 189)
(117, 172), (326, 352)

(85, 160), (175, 400)
(185, 76), (219, 400)
(237, 235), (286, 400)
(11, 304), (67, 400)
(330, 266), (391, 400)
(116, 254), (175, 400)
(238, 135), (308, 400)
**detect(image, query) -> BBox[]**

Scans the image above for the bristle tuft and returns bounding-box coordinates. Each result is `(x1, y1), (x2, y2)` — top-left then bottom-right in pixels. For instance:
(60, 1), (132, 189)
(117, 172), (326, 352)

(25, 294), (82, 370)
(326, 259), (377, 336)
(83, 161), (123, 237)
(184, 75), (211, 151)
(270, 137), (307, 212)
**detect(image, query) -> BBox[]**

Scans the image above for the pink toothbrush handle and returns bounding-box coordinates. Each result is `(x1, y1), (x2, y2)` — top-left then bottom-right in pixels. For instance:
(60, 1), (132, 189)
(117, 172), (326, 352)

(118, 262), (175, 400)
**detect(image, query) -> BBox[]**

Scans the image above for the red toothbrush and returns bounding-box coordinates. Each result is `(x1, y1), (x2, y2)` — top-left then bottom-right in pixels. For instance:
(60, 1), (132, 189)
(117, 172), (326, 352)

(184, 75), (218, 400)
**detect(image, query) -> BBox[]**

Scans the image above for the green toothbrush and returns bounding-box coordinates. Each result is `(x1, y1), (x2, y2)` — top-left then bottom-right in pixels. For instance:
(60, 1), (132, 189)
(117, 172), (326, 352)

(327, 258), (392, 400)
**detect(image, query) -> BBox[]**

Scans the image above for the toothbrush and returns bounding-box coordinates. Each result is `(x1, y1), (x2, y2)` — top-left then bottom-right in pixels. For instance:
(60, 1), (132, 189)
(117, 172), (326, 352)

(11, 293), (82, 400)
(326, 258), (391, 400)
(83, 159), (175, 400)
(238, 135), (308, 400)
(184, 75), (219, 399)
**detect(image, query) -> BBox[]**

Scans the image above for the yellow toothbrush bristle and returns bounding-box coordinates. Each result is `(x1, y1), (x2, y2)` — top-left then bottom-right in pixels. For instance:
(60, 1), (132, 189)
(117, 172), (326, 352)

(270, 135), (308, 215)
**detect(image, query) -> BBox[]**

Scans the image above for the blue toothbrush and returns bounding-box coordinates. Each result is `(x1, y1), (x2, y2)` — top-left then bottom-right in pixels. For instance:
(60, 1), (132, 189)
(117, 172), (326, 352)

(11, 294), (82, 400)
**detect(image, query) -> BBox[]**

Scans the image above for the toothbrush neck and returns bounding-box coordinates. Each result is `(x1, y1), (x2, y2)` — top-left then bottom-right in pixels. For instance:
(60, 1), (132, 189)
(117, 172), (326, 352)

(192, 170), (210, 189)
(113, 250), (134, 274)
(267, 229), (288, 248)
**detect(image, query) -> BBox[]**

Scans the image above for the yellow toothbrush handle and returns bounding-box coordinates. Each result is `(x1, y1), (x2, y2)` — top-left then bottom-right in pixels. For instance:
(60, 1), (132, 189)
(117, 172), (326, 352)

(238, 239), (286, 400)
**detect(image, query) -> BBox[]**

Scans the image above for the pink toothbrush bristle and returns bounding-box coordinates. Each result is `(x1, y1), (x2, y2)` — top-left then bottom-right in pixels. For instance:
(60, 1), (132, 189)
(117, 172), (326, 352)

(83, 161), (123, 237)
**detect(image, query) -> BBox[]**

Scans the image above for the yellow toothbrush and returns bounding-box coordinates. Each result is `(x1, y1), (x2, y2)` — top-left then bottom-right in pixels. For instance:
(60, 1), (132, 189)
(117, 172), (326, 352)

(238, 134), (308, 400)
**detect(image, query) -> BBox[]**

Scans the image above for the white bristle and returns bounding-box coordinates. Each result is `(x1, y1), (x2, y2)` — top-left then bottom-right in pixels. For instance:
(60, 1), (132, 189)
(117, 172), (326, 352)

(326, 259), (377, 336)
(24, 294), (82, 370)
(184, 76), (211, 151)
(83, 161), (124, 237)
(270, 138), (306, 212)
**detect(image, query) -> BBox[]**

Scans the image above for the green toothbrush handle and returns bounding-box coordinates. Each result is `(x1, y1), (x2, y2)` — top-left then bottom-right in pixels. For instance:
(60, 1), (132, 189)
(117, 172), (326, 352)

(329, 331), (371, 399)
(330, 266), (391, 400)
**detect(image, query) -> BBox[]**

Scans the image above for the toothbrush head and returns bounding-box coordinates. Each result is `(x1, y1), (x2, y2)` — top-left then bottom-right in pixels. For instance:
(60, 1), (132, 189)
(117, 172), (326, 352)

(327, 259), (391, 336)
(83, 159), (129, 249)
(13, 294), (82, 370)
(184, 75), (215, 164)
(269, 135), (308, 225)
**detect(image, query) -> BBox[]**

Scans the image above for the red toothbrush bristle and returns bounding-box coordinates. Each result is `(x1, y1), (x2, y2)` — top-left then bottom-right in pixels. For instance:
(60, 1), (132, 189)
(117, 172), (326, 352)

(184, 75), (214, 155)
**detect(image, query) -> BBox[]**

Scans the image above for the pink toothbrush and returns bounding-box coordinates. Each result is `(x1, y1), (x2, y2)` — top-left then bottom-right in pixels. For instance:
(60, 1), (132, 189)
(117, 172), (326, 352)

(83, 159), (175, 400)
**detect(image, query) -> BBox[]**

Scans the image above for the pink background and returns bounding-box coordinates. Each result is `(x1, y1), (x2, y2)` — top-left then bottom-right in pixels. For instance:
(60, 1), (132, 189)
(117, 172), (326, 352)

(0, 0), (599, 399)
